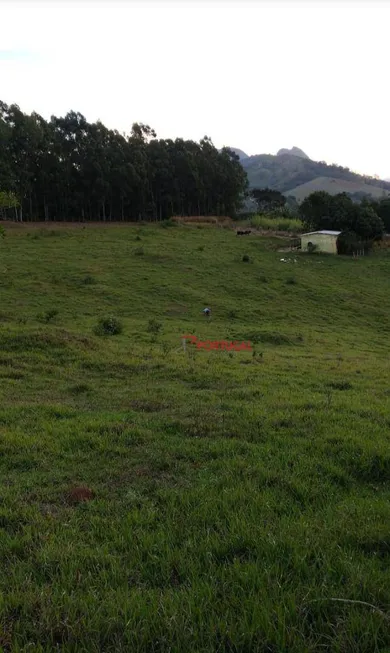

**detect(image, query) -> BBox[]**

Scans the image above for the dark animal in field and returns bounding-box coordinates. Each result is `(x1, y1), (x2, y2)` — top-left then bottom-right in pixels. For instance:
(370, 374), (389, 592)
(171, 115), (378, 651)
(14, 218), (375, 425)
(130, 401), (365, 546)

(236, 230), (252, 236)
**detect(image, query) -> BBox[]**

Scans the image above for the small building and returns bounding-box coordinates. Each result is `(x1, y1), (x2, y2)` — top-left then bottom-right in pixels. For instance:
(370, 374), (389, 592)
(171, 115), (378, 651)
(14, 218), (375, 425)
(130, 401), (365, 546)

(300, 230), (341, 254)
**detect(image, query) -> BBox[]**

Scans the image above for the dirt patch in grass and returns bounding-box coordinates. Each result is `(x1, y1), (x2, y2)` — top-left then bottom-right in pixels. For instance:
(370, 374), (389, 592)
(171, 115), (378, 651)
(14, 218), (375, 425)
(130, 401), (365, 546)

(65, 486), (94, 505)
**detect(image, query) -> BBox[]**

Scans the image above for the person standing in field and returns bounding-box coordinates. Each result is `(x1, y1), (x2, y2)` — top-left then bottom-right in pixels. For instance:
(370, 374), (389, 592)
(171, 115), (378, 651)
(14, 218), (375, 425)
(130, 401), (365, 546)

(203, 307), (211, 318)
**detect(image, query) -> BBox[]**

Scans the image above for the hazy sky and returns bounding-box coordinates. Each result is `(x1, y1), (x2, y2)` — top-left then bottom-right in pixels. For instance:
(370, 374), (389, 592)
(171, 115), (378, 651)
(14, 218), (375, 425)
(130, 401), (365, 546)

(1, 0), (389, 178)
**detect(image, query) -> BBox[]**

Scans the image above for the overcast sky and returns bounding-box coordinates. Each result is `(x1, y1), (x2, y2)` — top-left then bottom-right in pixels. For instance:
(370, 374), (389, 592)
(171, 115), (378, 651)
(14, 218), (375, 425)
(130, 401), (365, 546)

(1, 0), (389, 178)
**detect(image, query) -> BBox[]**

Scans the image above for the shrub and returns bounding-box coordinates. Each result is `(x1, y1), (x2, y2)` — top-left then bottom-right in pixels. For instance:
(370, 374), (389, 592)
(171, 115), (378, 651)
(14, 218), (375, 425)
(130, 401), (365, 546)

(69, 383), (90, 395)
(0, 225), (5, 239)
(252, 349), (263, 360)
(135, 235), (142, 241)
(147, 318), (162, 335)
(160, 342), (170, 356)
(134, 247), (144, 256)
(38, 309), (58, 323)
(285, 276), (297, 285)
(94, 317), (123, 336)
(82, 275), (95, 285)
(160, 219), (177, 228)
(197, 245), (205, 252)
(242, 254), (250, 263)
(328, 381), (353, 391)
(337, 231), (373, 256)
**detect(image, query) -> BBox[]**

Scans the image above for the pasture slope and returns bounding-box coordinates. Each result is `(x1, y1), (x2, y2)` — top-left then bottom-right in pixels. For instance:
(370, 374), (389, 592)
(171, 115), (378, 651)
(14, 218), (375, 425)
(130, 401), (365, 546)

(287, 176), (390, 202)
(1, 222), (390, 653)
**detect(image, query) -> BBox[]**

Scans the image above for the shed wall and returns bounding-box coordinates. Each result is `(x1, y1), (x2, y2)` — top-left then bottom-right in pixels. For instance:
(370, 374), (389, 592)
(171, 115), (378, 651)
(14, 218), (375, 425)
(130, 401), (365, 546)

(301, 233), (338, 254)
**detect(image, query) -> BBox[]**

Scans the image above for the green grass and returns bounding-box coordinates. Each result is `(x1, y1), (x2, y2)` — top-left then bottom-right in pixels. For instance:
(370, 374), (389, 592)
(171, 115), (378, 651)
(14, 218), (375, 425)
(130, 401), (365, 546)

(1, 222), (390, 652)
(249, 214), (303, 233)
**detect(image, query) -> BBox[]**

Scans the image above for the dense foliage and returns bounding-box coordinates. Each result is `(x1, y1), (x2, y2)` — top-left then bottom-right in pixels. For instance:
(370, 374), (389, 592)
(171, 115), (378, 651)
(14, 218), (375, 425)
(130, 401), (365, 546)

(250, 187), (286, 213)
(0, 101), (247, 221)
(299, 191), (385, 243)
(361, 197), (390, 233)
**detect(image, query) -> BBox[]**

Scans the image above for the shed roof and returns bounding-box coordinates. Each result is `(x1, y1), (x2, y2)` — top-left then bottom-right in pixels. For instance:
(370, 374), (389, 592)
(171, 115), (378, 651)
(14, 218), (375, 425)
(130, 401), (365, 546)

(301, 230), (341, 237)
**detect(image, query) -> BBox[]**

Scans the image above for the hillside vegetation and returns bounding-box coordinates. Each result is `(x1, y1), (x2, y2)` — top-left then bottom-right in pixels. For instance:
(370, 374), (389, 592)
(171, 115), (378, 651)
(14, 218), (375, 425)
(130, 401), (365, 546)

(241, 152), (390, 200)
(288, 176), (390, 203)
(1, 222), (390, 651)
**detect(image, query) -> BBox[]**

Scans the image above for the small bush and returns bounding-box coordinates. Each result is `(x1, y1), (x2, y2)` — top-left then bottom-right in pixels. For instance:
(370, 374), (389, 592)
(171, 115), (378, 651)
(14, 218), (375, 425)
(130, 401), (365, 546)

(81, 275), (95, 285)
(259, 275), (268, 283)
(68, 383), (90, 395)
(197, 246), (205, 252)
(242, 254), (250, 263)
(38, 309), (58, 323)
(134, 247), (144, 256)
(328, 381), (353, 391)
(0, 226), (5, 239)
(252, 349), (263, 361)
(228, 310), (238, 320)
(160, 219), (177, 228)
(94, 317), (123, 336)
(147, 318), (163, 335)
(285, 276), (297, 285)
(160, 342), (171, 357)
(135, 235), (142, 241)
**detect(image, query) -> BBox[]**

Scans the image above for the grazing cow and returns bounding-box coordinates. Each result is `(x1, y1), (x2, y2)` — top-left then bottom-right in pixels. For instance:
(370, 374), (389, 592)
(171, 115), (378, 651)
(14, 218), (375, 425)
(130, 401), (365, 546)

(236, 230), (251, 236)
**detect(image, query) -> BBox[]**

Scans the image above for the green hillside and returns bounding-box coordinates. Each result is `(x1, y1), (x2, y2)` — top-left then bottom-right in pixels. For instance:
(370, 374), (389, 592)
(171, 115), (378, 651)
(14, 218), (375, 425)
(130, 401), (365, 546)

(241, 151), (390, 200)
(287, 176), (390, 202)
(1, 222), (390, 651)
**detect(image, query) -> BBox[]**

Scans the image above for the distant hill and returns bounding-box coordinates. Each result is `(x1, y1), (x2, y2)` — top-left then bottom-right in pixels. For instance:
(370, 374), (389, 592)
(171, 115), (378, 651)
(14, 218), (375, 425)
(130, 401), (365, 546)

(286, 176), (390, 202)
(238, 149), (390, 201)
(277, 146), (309, 160)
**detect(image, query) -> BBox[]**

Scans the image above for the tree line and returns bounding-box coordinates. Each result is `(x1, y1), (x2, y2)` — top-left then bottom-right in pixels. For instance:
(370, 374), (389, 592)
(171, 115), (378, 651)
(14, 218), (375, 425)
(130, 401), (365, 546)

(299, 191), (388, 253)
(0, 101), (248, 222)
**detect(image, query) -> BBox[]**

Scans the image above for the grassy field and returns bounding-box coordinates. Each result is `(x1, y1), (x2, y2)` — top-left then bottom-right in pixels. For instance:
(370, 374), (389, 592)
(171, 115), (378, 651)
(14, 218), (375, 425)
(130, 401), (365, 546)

(1, 222), (390, 652)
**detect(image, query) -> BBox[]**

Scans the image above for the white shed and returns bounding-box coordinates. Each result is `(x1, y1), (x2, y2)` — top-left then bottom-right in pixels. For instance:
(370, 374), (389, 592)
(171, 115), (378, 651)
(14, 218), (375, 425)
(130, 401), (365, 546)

(300, 230), (341, 254)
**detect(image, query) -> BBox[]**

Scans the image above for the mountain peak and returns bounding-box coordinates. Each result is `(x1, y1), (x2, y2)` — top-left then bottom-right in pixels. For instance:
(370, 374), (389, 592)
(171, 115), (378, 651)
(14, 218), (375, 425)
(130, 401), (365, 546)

(277, 146), (310, 160)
